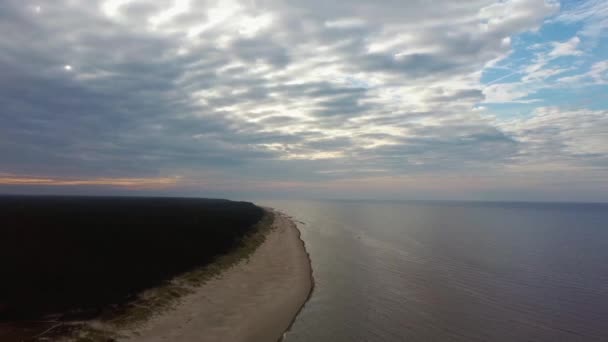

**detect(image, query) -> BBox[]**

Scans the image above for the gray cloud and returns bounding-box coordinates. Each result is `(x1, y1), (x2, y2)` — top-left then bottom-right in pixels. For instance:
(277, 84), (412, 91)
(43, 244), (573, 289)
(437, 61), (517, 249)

(1, 0), (606, 200)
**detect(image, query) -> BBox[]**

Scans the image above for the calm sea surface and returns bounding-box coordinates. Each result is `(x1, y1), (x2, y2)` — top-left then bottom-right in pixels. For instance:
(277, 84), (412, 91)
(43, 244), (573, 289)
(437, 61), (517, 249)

(258, 200), (608, 342)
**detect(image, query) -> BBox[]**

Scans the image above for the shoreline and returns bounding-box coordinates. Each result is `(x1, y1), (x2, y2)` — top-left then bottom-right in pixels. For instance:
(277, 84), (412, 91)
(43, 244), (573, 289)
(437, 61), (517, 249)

(0, 197), (269, 342)
(115, 208), (313, 342)
(278, 211), (315, 341)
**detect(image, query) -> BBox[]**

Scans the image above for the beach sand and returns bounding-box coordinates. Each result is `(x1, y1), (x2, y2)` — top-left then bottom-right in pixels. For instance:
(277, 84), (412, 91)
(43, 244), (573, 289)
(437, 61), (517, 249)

(120, 209), (312, 342)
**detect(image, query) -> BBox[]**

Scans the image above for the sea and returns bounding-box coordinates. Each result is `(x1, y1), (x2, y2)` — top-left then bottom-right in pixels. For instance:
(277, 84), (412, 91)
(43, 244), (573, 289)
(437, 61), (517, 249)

(258, 200), (608, 342)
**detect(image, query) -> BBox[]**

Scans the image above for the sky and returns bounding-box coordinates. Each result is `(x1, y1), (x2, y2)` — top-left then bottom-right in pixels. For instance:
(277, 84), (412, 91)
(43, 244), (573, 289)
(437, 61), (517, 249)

(1, 0), (607, 201)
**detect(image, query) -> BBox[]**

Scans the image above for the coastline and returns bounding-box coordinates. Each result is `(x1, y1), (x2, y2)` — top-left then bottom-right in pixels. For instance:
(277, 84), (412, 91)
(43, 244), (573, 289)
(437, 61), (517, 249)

(114, 208), (313, 342)
(0, 197), (270, 342)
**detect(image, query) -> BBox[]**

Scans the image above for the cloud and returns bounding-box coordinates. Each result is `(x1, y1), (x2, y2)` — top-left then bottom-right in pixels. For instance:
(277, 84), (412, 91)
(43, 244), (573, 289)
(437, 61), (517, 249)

(483, 31), (598, 104)
(501, 107), (608, 162)
(0, 173), (180, 188)
(0, 0), (606, 200)
(548, 36), (582, 57)
(554, 0), (608, 43)
(558, 60), (608, 85)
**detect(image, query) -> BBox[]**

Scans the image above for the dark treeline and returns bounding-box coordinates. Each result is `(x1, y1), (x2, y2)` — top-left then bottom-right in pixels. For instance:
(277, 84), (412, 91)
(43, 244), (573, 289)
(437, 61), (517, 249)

(0, 195), (264, 320)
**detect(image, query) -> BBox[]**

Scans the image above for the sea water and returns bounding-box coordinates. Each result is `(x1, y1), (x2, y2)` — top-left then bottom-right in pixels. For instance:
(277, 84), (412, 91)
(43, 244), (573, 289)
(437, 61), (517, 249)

(258, 200), (608, 342)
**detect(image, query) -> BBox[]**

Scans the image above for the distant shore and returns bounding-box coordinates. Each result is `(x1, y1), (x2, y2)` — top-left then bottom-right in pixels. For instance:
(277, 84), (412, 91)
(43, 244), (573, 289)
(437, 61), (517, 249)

(114, 208), (313, 342)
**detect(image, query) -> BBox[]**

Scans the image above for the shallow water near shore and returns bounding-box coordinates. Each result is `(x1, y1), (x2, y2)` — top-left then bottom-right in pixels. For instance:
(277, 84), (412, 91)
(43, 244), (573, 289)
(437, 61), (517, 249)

(259, 200), (608, 342)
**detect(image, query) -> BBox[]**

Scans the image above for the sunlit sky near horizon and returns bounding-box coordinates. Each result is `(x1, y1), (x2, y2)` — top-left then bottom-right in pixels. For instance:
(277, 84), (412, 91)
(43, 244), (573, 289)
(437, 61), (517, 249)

(1, 0), (607, 201)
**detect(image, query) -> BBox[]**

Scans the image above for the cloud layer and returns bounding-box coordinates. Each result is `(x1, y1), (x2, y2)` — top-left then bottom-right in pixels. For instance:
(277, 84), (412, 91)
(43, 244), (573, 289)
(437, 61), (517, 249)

(1, 0), (607, 200)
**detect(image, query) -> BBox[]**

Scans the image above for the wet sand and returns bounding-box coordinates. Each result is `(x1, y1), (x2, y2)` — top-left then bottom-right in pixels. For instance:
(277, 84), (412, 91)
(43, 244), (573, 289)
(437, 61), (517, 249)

(120, 209), (312, 342)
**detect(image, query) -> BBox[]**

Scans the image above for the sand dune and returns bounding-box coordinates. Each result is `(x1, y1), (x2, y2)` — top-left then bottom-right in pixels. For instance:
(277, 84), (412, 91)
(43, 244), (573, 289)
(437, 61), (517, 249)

(121, 209), (312, 342)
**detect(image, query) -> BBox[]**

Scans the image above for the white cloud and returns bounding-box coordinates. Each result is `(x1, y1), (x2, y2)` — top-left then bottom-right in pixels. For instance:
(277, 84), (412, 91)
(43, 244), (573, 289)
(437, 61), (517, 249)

(588, 60), (608, 83)
(101, 0), (134, 19)
(557, 60), (608, 85)
(324, 18), (367, 29)
(483, 83), (530, 103)
(554, 0), (608, 43)
(478, 0), (559, 35)
(148, 0), (191, 27)
(548, 36), (582, 57)
(484, 34), (589, 103)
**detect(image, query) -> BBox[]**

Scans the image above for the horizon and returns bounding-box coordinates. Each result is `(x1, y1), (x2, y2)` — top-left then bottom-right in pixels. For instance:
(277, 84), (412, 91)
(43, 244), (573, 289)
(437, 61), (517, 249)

(2, 192), (608, 205)
(2, 0), (608, 202)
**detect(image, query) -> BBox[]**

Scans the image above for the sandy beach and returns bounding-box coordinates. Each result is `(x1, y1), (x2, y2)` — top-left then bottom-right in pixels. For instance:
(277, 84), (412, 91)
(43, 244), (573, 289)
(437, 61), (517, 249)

(119, 209), (312, 342)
